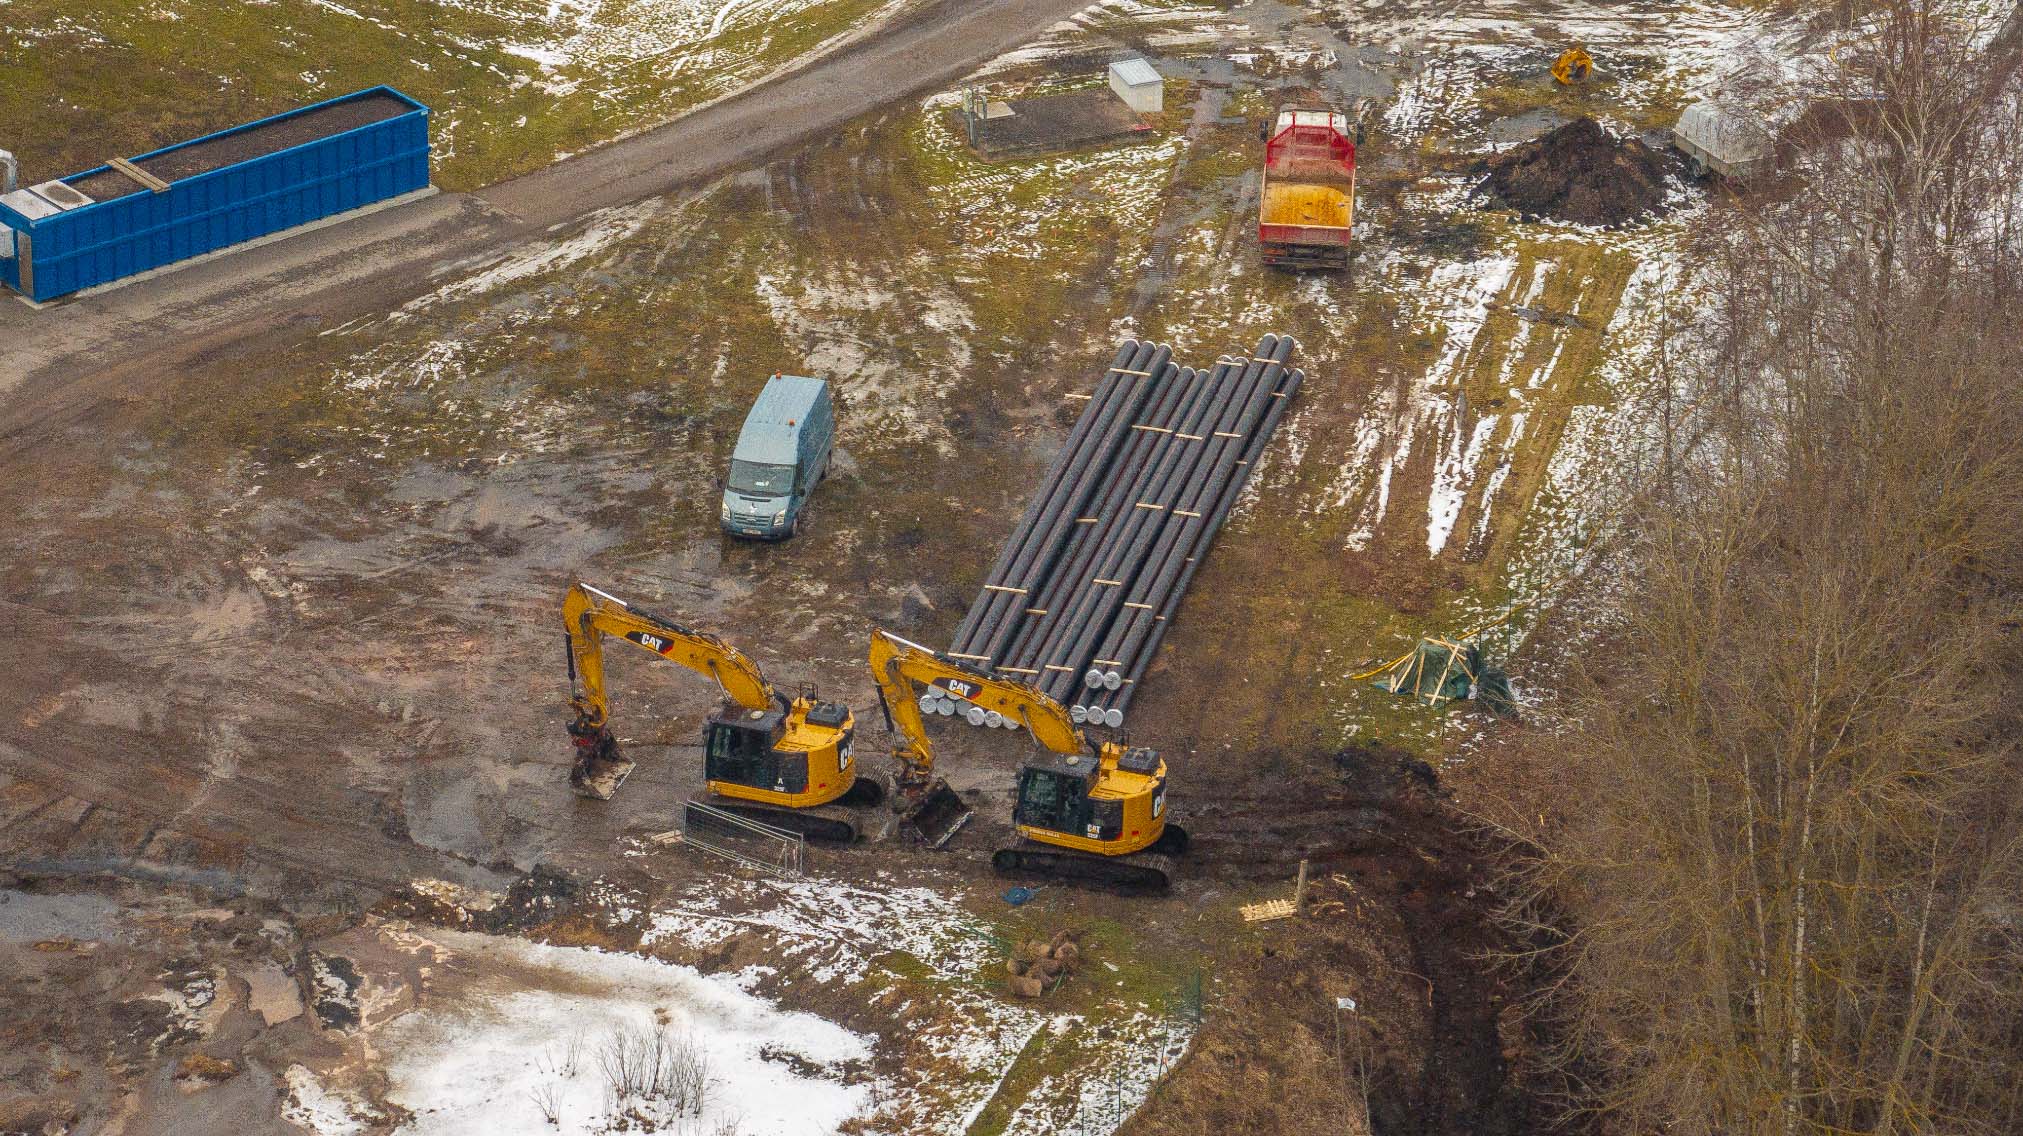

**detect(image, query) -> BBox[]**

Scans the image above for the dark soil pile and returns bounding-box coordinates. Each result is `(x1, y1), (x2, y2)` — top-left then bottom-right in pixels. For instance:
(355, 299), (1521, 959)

(1477, 117), (1676, 227)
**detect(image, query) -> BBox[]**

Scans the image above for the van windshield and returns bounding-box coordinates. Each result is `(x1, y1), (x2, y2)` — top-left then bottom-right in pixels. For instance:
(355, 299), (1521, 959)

(727, 460), (795, 496)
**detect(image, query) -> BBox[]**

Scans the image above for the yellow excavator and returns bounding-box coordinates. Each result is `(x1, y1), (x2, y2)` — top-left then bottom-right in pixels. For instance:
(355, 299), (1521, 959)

(562, 582), (881, 840)
(869, 629), (1188, 891)
(1552, 46), (1594, 85)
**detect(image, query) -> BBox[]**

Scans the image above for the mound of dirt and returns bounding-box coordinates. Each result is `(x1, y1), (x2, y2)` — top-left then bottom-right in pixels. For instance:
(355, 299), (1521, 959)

(1477, 117), (1676, 227)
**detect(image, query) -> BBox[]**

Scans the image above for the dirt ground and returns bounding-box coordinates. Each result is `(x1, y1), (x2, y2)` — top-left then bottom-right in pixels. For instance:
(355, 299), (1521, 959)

(1, 0), (1814, 1133)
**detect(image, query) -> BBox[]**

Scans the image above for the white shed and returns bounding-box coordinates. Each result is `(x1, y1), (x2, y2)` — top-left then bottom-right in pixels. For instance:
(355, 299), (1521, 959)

(1108, 58), (1163, 114)
(1672, 101), (1773, 181)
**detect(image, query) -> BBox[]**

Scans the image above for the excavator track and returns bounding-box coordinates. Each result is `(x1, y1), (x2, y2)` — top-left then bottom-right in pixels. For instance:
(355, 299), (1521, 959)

(992, 824), (1188, 894)
(685, 797), (862, 843)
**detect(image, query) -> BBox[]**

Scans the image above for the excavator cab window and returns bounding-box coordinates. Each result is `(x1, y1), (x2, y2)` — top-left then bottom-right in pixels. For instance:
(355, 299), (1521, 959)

(1014, 762), (1114, 839)
(703, 711), (806, 794)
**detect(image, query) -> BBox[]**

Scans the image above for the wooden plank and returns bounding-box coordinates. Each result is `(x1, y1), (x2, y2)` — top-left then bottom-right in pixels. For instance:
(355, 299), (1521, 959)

(106, 156), (170, 193)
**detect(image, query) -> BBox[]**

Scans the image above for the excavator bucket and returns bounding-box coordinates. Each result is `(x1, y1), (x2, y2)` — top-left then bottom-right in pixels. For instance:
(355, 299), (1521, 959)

(568, 726), (633, 800)
(898, 779), (973, 848)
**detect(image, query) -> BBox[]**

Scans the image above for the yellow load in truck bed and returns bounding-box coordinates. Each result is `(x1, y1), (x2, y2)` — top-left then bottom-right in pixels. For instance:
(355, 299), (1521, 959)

(1262, 181), (1352, 229)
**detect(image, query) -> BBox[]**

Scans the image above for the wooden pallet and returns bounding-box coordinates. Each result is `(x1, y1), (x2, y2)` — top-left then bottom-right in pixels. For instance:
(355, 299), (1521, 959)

(1241, 898), (1297, 923)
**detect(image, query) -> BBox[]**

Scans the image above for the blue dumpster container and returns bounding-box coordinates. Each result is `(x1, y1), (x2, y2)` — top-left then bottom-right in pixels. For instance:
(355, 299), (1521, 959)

(0, 86), (430, 303)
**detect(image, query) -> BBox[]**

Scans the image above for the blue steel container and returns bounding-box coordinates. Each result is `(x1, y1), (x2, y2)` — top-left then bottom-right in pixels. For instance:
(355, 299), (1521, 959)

(0, 86), (429, 302)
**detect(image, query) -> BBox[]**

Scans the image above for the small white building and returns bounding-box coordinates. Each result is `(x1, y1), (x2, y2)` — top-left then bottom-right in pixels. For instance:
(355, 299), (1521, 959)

(1108, 58), (1163, 114)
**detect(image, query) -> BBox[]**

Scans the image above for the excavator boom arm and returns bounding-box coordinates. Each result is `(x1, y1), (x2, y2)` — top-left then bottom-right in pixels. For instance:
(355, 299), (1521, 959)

(564, 583), (778, 725)
(868, 630), (1087, 783)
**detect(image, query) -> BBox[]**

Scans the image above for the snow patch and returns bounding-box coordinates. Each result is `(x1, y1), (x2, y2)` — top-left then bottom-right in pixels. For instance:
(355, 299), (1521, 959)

(378, 931), (872, 1136)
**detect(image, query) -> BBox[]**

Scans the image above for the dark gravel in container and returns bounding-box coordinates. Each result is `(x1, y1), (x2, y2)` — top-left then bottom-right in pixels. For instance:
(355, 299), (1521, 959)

(66, 92), (412, 203)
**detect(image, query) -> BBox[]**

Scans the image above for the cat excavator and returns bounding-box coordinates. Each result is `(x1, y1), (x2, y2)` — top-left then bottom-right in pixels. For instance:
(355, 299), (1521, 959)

(869, 629), (1188, 892)
(562, 582), (881, 840)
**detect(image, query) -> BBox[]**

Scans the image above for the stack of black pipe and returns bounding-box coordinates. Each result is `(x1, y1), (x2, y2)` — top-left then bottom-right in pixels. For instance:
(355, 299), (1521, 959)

(938, 335), (1301, 730)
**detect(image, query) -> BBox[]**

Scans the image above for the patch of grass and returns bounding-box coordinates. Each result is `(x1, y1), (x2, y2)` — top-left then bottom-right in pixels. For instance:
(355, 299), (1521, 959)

(963, 1023), (1072, 1136)
(874, 949), (936, 982)
(0, 0), (894, 191)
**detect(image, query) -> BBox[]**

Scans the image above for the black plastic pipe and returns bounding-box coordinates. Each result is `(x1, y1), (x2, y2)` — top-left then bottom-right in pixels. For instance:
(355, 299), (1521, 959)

(949, 339), (1138, 655)
(1019, 362), (1223, 692)
(957, 338), (1151, 659)
(999, 361), (1196, 675)
(1038, 339), (1279, 703)
(953, 340), (1165, 666)
(1088, 338), (1295, 690)
(970, 344), (1174, 670)
(1068, 337), (1286, 707)
(1096, 365), (1305, 723)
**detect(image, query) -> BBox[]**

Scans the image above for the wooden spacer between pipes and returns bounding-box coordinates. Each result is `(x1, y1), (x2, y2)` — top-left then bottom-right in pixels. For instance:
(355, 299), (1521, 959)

(1175, 510), (1202, 518)
(1001, 666), (1040, 675)
(1134, 502), (1164, 510)
(982, 584), (1027, 594)
(1044, 664), (1076, 672)
(1175, 433), (1205, 441)
(1123, 602), (1154, 610)
(948, 651), (992, 662)
(1214, 431), (1244, 439)
(1108, 368), (1155, 376)
(1025, 607), (1048, 615)
(1130, 424), (1171, 433)
(1093, 579), (1122, 586)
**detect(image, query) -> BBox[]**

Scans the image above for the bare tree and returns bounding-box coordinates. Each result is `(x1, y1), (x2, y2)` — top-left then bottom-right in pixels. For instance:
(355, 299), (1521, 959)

(1488, 3), (2023, 1134)
(599, 1023), (715, 1124)
(529, 1080), (562, 1128)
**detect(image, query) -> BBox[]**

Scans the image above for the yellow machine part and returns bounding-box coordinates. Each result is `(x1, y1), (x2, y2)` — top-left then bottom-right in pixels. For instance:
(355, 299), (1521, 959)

(1552, 46), (1594, 85)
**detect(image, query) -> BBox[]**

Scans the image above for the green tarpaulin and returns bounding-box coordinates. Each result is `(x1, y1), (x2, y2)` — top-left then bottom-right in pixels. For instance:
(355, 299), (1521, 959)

(1367, 637), (1518, 717)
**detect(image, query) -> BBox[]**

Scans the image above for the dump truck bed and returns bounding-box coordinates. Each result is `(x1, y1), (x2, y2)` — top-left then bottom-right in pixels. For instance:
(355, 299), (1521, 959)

(1261, 180), (1354, 232)
(1258, 108), (1356, 268)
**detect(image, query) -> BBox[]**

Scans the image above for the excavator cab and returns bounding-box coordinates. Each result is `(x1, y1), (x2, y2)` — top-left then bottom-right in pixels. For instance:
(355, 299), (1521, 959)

(1012, 745), (1169, 850)
(1013, 755), (1108, 840)
(703, 707), (791, 790)
(701, 701), (857, 806)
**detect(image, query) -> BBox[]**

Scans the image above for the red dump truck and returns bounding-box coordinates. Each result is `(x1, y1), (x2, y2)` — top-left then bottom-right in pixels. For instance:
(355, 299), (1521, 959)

(1259, 107), (1357, 270)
